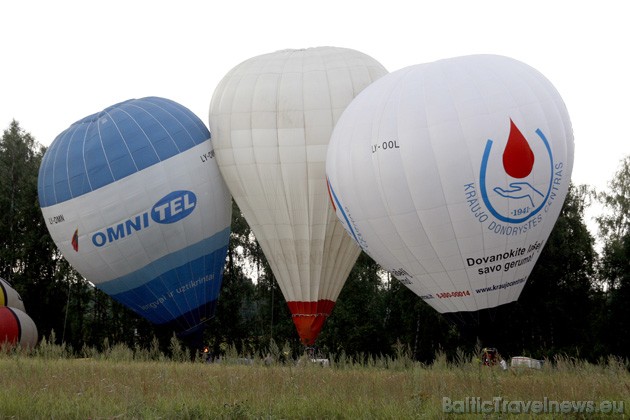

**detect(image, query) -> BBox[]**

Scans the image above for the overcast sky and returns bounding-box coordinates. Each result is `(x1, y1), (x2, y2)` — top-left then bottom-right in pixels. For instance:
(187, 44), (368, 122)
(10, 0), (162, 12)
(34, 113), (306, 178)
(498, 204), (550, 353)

(2, 0), (628, 204)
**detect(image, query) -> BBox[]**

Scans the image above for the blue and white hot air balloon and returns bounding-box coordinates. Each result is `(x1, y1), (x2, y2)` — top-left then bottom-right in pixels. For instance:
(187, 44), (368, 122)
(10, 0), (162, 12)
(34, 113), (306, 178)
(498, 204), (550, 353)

(38, 97), (231, 334)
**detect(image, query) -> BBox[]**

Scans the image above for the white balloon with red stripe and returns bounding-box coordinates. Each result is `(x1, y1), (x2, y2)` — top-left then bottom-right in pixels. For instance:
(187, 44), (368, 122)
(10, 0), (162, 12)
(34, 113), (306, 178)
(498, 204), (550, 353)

(209, 47), (387, 345)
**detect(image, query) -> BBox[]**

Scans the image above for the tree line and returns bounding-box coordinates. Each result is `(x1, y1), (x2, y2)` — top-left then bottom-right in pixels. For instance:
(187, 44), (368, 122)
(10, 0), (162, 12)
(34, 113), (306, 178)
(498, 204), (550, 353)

(1, 121), (628, 362)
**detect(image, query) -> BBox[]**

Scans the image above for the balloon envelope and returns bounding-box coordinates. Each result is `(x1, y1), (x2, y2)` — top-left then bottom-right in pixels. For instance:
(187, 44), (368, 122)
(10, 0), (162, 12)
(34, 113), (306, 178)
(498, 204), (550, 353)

(0, 307), (38, 348)
(0, 277), (25, 312)
(38, 97), (231, 333)
(326, 55), (573, 314)
(209, 47), (387, 345)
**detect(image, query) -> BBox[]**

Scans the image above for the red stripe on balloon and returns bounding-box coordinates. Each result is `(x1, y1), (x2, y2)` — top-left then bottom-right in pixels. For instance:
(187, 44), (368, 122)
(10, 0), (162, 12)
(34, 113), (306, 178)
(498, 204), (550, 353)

(0, 307), (20, 345)
(326, 178), (337, 212)
(287, 300), (336, 346)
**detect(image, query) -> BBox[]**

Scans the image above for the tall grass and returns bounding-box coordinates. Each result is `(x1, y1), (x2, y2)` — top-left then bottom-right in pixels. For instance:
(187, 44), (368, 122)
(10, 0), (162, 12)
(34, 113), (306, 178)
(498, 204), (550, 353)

(0, 337), (628, 419)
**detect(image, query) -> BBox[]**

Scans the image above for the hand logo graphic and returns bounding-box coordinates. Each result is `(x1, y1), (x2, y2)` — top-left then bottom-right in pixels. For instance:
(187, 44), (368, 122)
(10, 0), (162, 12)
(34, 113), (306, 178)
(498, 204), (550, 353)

(493, 182), (544, 208)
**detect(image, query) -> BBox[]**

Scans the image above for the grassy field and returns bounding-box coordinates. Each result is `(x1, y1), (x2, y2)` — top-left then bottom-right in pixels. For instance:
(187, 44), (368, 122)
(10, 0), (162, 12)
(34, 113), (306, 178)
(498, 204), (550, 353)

(0, 341), (628, 419)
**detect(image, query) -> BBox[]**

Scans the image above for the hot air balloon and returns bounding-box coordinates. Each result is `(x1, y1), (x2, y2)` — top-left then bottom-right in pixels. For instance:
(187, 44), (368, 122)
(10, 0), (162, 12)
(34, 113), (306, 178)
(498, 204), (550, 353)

(209, 47), (387, 345)
(0, 307), (38, 348)
(38, 97), (231, 335)
(0, 277), (25, 312)
(326, 55), (573, 315)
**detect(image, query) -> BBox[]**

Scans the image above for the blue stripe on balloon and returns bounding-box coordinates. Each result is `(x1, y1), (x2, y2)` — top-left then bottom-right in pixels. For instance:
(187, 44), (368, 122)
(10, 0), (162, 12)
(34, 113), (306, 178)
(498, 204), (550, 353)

(108, 246), (227, 325)
(98, 227), (230, 295)
(327, 180), (362, 247)
(38, 97), (210, 208)
(100, 229), (229, 326)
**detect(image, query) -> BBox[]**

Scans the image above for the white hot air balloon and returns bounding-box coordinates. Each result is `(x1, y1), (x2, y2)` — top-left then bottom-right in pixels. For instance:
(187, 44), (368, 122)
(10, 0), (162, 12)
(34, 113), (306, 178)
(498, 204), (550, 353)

(38, 97), (232, 335)
(326, 55), (573, 315)
(210, 47), (387, 345)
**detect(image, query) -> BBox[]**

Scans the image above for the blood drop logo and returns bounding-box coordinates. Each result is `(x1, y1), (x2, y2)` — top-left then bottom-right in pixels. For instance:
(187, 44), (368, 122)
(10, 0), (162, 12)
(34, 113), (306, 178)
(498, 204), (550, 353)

(479, 119), (555, 225)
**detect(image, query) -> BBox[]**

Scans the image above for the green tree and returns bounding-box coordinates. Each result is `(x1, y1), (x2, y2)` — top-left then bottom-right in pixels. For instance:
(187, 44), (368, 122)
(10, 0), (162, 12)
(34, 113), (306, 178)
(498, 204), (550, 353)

(253, 268), (297, 353)
(0, 121), (67, 339)
(205, 200), (285, 356)
(382, 276), (455, 363)
(318, 252), (389, 357)
(596, 156), (630, 357)
(496, 183), (598, 358)
(0, 121), (54, 281)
